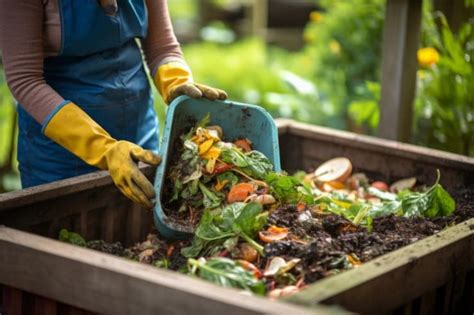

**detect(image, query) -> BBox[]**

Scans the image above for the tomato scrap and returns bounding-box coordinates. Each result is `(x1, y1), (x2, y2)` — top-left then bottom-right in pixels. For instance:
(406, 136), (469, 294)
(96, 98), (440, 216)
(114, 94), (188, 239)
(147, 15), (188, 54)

(212, 162), (232, 175)
(371, 181), (389, 191)
(259, 225), (289, 243)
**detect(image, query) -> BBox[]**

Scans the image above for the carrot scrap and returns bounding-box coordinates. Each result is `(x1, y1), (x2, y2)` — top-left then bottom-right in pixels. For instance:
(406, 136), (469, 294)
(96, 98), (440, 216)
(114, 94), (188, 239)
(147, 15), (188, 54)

(166, 244), (175, 257)
(213, 162), (233, 175)
(237, 260), (262, 278)
(234, 138), (252, 152)
(296, 202), (306, 212)
(347, 254), (362, 266)
(259, 225), (289, 243)
(227, 182), (255, 203)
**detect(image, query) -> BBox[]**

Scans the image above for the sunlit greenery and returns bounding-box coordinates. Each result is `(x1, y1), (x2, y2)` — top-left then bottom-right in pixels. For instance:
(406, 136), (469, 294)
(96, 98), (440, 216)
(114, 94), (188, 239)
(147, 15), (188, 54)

(0, 0), (472, 192)
(0, 69), (19, 192)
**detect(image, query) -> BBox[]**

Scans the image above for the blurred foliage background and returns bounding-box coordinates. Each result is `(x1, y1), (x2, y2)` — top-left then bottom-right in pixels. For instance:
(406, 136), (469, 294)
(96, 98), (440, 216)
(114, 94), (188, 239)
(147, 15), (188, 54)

(0, 0), (473, 192)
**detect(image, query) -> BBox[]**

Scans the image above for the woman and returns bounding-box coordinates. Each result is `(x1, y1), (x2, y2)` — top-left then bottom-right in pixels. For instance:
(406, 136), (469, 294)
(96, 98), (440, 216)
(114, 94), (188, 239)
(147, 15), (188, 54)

(0, 0), (227, 207)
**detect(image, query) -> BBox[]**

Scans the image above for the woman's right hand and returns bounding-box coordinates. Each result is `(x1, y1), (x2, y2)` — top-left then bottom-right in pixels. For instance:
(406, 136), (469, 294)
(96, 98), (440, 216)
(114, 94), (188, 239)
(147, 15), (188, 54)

(44, 102), (160, 208)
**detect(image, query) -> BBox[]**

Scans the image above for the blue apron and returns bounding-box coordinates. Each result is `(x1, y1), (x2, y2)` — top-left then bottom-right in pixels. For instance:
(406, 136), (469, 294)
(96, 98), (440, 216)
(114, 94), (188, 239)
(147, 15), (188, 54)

(18, 0), (159, 188)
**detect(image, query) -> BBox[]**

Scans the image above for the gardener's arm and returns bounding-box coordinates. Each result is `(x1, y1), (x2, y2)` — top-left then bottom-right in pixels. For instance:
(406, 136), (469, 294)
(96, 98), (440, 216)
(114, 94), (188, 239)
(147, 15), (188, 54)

(0, 0), (64, 124)
(142, 0), (227, 104)
(0, 0), (160, 207)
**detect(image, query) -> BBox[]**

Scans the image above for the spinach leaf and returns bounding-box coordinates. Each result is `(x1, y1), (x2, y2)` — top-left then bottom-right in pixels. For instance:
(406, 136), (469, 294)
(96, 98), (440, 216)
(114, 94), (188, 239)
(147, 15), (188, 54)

(59, 229), (86, 247)
(195, 210), (234, 241)
(366, 187), (398, 201)
(188, 257), (265, 295)
(220, 147), (273, 179)
(181, 237), (207, 258)
(182, 202), (266, 258)
(366, 171), (455, 219)
(216, 171), (239, 189)
(368, 200), (402, 217)
(265, 172), (302, 203)
(180, 140), (203, 184)
(198, 182), (224, 209)
(233, 202), (266, 237)
(221, 202), (247, 228)
(432, 184), (456, 216)
(401, 171), (455, 218)
(220, 146), (248, 167)
(241, 151), (274, 179)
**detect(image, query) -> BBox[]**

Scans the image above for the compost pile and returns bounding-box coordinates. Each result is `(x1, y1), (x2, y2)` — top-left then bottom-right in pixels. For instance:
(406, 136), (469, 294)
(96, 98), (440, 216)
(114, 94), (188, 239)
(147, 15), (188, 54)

(59, 115), (474, 299)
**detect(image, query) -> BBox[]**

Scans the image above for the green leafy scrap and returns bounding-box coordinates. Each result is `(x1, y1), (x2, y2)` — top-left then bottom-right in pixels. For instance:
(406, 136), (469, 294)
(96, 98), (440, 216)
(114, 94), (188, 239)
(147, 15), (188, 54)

(188, 257), (265, 295)
(181, 202), (266, 258)
(59, 229), (86, 247)
(198, 182), (224, 209)
(265, 172), (313, 204)
(369, 170), (455, 218)
(220, 147), (273, 179)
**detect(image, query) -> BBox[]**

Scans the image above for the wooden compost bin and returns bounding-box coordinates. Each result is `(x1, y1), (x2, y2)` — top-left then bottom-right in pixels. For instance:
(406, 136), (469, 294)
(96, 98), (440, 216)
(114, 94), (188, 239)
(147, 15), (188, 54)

(0, 119), (473, 315)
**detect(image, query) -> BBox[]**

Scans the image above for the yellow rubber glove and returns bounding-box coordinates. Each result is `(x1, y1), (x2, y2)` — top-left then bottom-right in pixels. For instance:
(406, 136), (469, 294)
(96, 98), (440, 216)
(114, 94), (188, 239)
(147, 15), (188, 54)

(155, 61), (228, 104)
(43, 102), (161, 208)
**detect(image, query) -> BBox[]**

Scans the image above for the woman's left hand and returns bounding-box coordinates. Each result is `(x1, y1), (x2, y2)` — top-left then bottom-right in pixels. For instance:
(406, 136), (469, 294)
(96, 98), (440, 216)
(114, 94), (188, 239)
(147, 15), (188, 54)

(168, 82), (227, 103)
(155, 61), (227, 104)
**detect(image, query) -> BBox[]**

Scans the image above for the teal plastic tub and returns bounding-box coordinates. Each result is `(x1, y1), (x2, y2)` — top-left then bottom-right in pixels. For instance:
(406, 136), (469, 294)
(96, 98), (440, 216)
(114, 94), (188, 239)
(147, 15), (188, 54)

(153, 96), (281, 239)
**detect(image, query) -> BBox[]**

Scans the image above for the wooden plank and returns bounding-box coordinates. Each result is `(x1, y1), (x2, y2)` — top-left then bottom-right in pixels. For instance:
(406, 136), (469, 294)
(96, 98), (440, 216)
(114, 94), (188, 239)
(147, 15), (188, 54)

(275, 118), (291, 135)
(379, 0), (422, 141)
(2, 287), (22, 315)
(0, 165), (155, 210)
(441, 280), (454, 315)
(287, 120), (474, 171)
(418, 288), (436, 315)
(287, 218), (474, 314)
(278, 133), (303, 174)
(0, 226), (341, 315)
(33, 296), (57, 315)
(0, 190), (110, 232)
(299, 135), (470, 189)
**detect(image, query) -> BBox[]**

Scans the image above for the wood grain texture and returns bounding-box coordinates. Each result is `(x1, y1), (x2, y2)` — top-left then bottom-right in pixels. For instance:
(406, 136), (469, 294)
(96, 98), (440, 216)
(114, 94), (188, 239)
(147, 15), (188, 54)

(379, 0), (422, 141)
(284, 120), (474, 190)
(2, 287), (22, 315)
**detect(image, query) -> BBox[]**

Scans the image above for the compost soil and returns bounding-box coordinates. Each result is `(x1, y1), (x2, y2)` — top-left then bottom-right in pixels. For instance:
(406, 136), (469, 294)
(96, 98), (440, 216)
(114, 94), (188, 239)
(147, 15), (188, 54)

(86, 232), (190, 271)
(87, 198), (473, 285)
(263, 198), (474, 283)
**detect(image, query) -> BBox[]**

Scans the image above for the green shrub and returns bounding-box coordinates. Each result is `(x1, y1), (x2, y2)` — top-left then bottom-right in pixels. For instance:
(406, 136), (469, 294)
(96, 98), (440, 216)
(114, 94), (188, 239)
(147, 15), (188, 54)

(183, 38), (332, 125)
(303, 0), (385, 129)
(414, 15), (474, 155)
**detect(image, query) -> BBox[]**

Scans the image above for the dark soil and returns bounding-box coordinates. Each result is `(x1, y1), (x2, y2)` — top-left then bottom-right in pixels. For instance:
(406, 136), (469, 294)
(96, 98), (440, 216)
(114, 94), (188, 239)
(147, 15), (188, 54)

(263, 203), (474, 284)
(86, 232), (190, 271)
